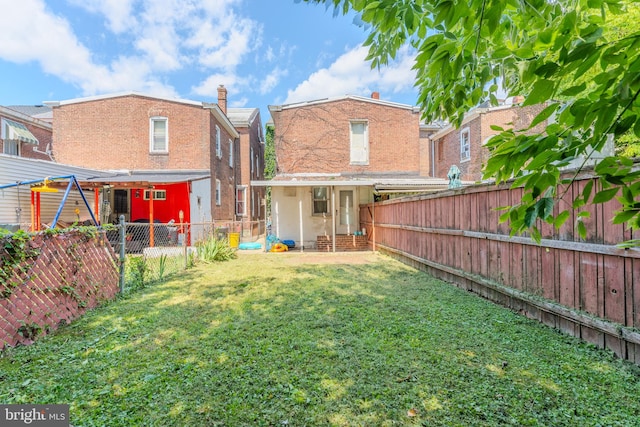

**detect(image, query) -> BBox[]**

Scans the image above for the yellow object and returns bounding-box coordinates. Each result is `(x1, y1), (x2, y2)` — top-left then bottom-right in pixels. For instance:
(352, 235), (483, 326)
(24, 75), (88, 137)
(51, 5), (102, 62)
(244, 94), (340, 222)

(229, 232), (240, 248)
(270, 242), (288, 252)
(31, 178), (58, 193)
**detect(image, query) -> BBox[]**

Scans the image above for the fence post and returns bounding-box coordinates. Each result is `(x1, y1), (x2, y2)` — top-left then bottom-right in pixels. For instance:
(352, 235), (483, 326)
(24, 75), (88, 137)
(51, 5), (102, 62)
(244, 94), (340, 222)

(119, 214), (126, 293)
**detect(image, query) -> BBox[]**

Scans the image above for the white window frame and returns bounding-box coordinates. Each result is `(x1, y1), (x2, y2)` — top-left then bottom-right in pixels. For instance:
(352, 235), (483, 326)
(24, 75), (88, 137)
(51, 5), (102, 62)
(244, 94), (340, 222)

(216, 125), (222, 158)
(229, 139), (234, 168)
(149, 117), (168, 153)
(312, 187), (330, 216)
(250, 147), (254, 173)
(215, 179), (221, 205)
(460, 127), (470, 162)
(350, 120), (369, 165)
(143, 189), (167, 200)
(236, 186), (247, 216)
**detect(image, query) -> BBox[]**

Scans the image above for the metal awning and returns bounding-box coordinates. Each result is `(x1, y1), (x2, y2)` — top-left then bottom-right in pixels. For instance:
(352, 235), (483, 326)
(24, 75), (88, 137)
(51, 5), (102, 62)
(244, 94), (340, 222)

(3, 119), (39, 144)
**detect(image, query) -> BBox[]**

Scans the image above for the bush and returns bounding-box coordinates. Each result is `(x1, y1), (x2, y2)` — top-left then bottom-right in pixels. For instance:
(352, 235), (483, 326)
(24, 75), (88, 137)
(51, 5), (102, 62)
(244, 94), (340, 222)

(196, 237), (237, 263)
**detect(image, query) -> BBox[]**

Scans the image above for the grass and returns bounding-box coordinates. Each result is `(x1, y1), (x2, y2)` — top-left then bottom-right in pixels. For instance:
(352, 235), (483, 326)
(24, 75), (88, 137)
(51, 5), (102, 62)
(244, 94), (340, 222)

(1, 252), (639, 426)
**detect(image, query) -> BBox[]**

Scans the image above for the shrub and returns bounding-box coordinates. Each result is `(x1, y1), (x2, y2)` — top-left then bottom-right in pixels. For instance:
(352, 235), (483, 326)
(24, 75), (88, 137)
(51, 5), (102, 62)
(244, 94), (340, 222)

(196, 237), (237, 263)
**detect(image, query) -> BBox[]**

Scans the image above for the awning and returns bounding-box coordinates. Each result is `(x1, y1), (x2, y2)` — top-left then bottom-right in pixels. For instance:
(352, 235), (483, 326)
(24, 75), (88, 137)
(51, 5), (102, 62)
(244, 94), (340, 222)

(3, 119), (39, 144)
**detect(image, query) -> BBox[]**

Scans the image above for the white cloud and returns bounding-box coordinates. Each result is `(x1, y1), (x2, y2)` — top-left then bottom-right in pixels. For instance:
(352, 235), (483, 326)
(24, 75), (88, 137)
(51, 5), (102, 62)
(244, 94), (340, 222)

(285, 45), (417, 104)
(0, 0), (263, 100)
(191, 73), (249, 101)
(67, 0), (137, 33)
(260, 67), (287, 95)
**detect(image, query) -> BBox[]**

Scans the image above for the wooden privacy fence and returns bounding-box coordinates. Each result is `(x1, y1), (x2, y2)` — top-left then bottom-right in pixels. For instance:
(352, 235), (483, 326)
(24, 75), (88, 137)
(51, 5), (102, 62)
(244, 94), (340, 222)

(360, 173), (640, 365)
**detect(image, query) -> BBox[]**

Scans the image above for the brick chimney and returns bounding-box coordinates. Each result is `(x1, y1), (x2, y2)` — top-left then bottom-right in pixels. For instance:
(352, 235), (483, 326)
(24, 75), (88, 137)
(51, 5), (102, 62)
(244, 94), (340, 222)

(371, 91), (380, 100)
(217, 85), (227, 114)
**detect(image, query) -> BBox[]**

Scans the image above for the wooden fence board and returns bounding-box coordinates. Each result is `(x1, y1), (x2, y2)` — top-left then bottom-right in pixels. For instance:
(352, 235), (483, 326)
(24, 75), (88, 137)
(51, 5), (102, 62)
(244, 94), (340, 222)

(603, 255), (625, 324)
(579, 252), (600, 316)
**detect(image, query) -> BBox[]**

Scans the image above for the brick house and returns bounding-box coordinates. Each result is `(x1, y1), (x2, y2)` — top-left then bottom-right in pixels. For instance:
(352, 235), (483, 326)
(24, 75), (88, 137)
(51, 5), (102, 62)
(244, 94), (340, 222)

(253, 93), (448, 251)
(0, 106), (53, 161)
(227, 107), (266, 227)
(47, 90), (242, 236)
(429, 100), (548, 182)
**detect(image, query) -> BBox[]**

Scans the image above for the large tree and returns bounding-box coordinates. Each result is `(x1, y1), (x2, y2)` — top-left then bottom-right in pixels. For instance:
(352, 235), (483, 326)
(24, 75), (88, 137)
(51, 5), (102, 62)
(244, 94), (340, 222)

(304, 0), (640, 244)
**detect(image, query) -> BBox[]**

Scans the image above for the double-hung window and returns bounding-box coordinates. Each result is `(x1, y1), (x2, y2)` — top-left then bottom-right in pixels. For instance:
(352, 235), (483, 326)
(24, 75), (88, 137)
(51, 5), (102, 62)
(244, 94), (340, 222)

(215, 125), (222, 158)
(215, 179), (221, 205)
(150, 117), (168, 153)
(350, 120), (369, 165)
(229, 139), (234, 167)
(236, 186), (247, 216)
(460, 127), (470, 161)
(312, 187), (330, 215)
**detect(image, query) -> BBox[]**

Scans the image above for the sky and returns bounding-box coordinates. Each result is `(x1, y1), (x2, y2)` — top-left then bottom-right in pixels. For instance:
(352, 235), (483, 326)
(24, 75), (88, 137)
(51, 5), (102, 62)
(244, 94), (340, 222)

(0, 0), (420, 123)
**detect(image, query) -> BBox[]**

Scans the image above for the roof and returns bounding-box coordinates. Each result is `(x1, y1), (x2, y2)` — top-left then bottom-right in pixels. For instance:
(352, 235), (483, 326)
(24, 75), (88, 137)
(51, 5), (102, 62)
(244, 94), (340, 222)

(45, 91), (239, 139)
(0, 106), (52, 130)
(269, 94), (421, 113)
(45, 91), (203, 108)
(81, 169), (210, 187)
(251, 173), (456, 193)
(227, 108), (260, 127)
(6, 105), (52, 117)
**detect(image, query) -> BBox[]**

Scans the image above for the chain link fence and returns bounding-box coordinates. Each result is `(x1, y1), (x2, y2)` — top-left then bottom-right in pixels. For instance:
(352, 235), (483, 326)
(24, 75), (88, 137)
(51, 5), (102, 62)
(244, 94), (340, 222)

(105, 217), (265, 290)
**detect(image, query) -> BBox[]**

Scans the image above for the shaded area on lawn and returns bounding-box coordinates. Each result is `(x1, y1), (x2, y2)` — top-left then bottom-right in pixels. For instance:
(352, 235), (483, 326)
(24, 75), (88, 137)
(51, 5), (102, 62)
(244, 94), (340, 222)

(1, 252), (639, 426)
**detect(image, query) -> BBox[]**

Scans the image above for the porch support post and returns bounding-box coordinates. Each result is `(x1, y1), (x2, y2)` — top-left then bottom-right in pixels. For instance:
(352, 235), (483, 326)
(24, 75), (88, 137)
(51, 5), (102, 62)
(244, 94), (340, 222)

(299, 198), (304, 253)
(331, 186), (336, 253)
(94, 188), (100, 224)
(149, 188), (155, 247)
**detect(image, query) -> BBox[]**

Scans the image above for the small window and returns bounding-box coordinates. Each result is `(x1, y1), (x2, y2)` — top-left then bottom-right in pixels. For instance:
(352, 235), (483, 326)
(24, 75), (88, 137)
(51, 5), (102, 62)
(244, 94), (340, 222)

(350, 121), (369, 165)
(150, 117), (168, 153)
(460, 127), (470, 161)
(143, 190), (167, 200)
(250, 147), (254, 173)
(236, 186), (247, 216)
(3, 139), (19, 156)
(229, 139), (234, 168)
(312, 187), (330, 215)
(216, 125), (221, 158)
(216, 179), (221, 205)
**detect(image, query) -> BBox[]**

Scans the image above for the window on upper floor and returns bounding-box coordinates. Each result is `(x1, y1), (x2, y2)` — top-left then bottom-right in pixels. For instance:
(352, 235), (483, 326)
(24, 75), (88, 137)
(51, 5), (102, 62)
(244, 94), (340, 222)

(229, 139), (234, 168)
(312, 187), (330, 215)
(460, 127), (470, 162)
(215, 179), (221, 205)
(250, 147), (254, 174)
(3, 139), (19, 156)
(236, 186), (247, 216)
(150, 117), (168, 153)
(350, 120), (369, 165)
(216, 125), (222, 158)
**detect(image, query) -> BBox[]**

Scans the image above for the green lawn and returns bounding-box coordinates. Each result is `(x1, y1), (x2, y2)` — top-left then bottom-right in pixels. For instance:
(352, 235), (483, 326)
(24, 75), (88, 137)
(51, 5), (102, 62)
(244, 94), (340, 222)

(1, 252), (639, 426)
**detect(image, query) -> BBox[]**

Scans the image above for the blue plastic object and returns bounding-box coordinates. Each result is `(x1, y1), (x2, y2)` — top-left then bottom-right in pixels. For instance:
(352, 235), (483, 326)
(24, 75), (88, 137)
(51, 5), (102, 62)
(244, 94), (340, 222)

(238, 242), (262, 250)
(281, 239), (295, 249)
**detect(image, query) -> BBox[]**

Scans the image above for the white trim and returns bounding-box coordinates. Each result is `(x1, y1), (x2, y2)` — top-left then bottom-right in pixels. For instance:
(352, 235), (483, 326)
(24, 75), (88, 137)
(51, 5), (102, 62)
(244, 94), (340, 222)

(229, 138), (234, 168)
(215, 125), (221, 158)
(215, 179), (221, 205)
(236, 185), (247, 216)
(349, 120), (369, 165)
(149, 116), (168, 153)
(269, 94), (420, 112)
(460, 127), (470, 162)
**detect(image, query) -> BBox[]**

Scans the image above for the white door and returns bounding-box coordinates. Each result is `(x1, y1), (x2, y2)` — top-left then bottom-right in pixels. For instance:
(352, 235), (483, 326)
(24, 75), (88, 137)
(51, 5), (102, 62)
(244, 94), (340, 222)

(337, 188), (356, 235)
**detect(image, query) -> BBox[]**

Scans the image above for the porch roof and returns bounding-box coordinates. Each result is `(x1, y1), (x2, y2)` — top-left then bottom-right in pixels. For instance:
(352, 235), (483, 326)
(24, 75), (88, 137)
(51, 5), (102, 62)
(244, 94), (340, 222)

(251, 174), (456, 193)
(79, 170), (210, 188)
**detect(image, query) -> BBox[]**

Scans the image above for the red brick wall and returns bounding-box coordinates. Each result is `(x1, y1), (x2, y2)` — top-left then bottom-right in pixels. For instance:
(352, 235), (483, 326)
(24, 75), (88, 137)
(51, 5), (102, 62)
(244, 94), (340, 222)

(317, 234), (369, 251)
(0, 231), (119, 349)
(210, 114), (236, 220)
(433, 104), (548, 181)
(272, 98), (421, 175)
(52, 95), (213, 170)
